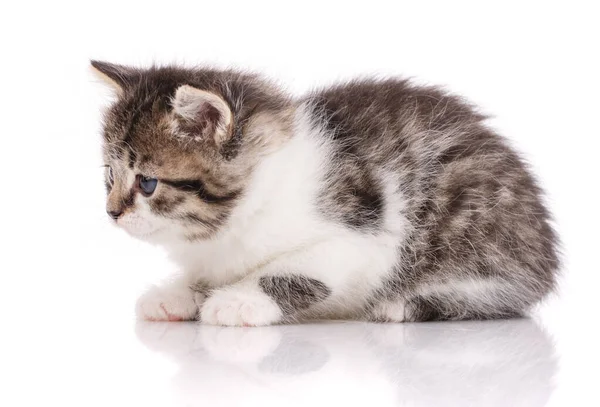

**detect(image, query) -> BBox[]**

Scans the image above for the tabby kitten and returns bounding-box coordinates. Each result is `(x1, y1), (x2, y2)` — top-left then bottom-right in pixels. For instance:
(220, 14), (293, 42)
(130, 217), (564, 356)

(93, 61), (559, 326)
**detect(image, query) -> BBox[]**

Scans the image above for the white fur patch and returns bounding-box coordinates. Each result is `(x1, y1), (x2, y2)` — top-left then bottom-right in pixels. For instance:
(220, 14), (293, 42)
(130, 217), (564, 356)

(417, 278), (506, 301)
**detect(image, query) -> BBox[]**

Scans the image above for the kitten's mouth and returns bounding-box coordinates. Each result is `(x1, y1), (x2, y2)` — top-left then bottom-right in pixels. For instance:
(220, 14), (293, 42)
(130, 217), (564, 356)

(116, 221), (162, 239)
(125, 228), (158, 238)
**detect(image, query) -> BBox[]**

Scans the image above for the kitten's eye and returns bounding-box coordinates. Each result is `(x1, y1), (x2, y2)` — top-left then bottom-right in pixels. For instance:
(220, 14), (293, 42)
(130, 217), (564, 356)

(138, 175), (158, 196)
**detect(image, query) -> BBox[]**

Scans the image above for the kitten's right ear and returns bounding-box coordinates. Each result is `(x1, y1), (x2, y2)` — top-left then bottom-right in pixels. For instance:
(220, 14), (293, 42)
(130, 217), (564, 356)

(90, 60), (138, 93)
(171, 85), (233, 145)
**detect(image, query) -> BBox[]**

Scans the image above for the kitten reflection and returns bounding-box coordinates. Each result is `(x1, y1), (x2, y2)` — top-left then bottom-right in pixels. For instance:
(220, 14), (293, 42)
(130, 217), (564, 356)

(136, 319), (556, 406)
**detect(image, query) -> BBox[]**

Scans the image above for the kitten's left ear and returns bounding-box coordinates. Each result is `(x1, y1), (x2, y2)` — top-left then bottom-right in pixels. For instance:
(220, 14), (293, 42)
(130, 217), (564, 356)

(90, 60), (139, 93)
(172, 85), (233, 144)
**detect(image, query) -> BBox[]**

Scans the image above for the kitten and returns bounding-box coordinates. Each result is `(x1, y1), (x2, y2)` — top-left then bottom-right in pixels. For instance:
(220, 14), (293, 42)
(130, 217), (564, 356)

(92, 61), (559, 326)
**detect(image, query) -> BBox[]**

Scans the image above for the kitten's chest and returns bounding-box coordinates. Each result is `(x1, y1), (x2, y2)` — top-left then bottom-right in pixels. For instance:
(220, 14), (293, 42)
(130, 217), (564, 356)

(167, 239), (256, 286)
(166, 222), (307, 286)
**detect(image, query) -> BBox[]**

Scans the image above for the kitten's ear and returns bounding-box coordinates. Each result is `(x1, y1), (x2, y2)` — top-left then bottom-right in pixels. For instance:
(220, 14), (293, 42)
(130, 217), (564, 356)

(172, 85), (233, 144)
(90, 60), (138, 93)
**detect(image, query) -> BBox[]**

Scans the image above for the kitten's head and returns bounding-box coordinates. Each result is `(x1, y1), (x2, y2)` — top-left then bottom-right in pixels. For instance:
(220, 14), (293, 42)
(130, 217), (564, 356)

(92, 61), (289, 243)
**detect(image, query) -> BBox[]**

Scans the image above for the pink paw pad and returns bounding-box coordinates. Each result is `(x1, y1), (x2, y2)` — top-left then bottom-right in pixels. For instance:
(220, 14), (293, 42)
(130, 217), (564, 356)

(159, 304), (183, 321)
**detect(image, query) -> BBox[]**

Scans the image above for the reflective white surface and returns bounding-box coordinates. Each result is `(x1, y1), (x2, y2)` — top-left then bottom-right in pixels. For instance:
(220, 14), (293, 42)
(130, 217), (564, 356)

(3, 306), (597, 407)
(132, 319), (555, 406)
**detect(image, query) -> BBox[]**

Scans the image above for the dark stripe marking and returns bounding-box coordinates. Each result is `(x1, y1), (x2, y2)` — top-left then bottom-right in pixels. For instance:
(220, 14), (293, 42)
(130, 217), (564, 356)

(259, 275), (331, 315)
(122, 191), (135, 208)
(149, 194), (185, 214)
(161, 179), (238, 203)
(181, 212), (211, 226)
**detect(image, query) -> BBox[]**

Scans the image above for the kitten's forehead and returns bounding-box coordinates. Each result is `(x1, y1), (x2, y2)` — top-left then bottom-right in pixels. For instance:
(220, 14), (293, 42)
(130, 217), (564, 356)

(103, 100), (230, 189)
(104, 90), (168, 140)
(103, 92), (176, 164)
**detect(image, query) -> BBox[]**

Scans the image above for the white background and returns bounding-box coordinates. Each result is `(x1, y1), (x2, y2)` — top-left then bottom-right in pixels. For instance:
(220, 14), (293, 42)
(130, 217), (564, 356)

(1, 1), (598, 406)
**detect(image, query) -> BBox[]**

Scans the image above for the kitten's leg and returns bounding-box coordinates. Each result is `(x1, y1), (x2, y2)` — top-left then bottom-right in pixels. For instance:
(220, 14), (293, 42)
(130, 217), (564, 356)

(200, 237), (395, 326)
(136, 276), (207, 321)
(371, 279), (527, 322)
(199, 243), (358, 326)
(200, 273), (331, 326)
(414, 278), (532, 320)
(370, 297), (443, 322)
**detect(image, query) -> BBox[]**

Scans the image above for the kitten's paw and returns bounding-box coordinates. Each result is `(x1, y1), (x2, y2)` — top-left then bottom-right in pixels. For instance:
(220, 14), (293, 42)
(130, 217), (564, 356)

(371, 299), (410, 322)
(200, 288), (282, 327)
(136, 285), (199, 321)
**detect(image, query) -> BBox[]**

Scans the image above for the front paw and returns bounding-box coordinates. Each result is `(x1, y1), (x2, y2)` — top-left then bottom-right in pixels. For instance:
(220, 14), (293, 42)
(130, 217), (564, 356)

(136, 284), (200, 321)
(200, 288), (282, 327)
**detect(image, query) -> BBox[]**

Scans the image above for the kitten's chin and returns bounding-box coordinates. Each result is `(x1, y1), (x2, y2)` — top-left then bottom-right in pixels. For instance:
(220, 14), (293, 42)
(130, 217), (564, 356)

(117, 223), (196, 246)
(117, 222), (163, 241)
(131, 226), (188, 246)
(123, 227), (161, 240)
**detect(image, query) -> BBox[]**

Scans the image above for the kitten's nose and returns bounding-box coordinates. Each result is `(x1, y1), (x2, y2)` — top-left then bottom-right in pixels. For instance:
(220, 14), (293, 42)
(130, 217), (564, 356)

(107, 209), (123, 220)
